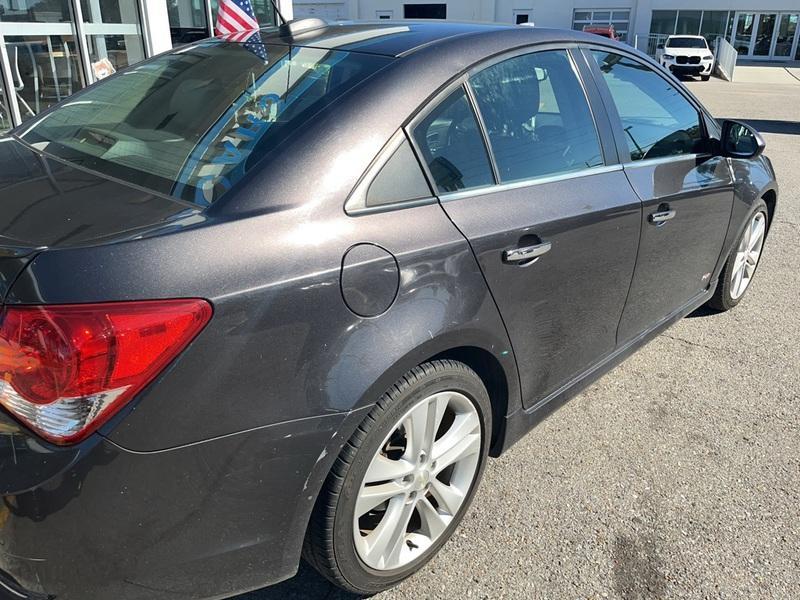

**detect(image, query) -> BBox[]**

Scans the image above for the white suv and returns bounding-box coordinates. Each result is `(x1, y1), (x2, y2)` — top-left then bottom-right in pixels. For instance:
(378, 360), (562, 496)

(658, 35), (714, 81)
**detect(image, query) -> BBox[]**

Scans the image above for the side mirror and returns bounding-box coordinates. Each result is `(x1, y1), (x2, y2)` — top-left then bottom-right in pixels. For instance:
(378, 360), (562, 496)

(720, 120), (766, 159)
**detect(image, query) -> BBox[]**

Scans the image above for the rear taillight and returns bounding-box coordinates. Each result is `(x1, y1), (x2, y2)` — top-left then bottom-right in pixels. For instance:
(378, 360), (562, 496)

(0, 299), (212, 445)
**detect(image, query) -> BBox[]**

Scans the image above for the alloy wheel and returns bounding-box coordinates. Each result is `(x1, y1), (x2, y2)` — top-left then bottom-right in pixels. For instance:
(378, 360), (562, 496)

(353, 391), (482, 571)
(730, 211), (766, 300)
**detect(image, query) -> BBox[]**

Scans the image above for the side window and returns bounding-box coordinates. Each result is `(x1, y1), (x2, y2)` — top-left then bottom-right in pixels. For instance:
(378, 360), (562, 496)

(590, 51), (704, 161)
(365, 138), (432, 208)
(411, 87), (495, 194)
(469, 49), (604, 183)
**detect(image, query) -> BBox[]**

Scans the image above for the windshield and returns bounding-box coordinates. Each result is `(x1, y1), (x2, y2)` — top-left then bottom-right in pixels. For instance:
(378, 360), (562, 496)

(667, 37), (707, 49)
(19, 37), (391, 205)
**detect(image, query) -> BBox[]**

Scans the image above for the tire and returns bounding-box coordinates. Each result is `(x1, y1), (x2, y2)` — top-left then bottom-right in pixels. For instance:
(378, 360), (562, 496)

(701, 75), (711, 81)
(304, 360), (492, 595)
(708, 201), (768, 311)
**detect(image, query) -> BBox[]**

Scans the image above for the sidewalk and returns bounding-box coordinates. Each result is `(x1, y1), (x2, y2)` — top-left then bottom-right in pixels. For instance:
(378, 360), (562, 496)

(733, 61), (800, 84)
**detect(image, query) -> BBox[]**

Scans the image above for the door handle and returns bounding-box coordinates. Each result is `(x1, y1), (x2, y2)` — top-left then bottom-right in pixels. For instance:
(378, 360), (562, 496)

(649, 209), (676, 225)
(503, 241), (552, 265)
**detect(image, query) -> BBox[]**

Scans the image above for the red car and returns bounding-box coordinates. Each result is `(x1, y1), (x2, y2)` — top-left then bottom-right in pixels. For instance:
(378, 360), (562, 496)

(583, 24), (621, 41)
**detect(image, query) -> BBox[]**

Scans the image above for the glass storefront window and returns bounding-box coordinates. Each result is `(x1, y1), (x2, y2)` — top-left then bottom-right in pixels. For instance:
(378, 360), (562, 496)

(87, 33), (144, 73)
(80, 0), (136, 23)
(676, 10), (702, 35)
(4, 35), (83, 122)
(168, 0), (209, 45)
(572, 8), (629, 41)
(0, 0), (73, 23)
(171, 0), (277, 46)
(774, 14), (798, 57)
(650, 11), (677, 35)
(700, 11), (729, 44)
(0, 75), (10, 131)
(80, 0), (144, 81)
(209, 0), (277, 32)
(734, 13), (756, 55)
(753, 13), (777, 56)
(797, 26), (800, 59)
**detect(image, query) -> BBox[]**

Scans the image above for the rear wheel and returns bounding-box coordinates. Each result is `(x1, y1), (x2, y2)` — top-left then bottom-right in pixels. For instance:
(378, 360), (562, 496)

(709, 202), (768, 311)
(701, 75), (711, 81)
(304, 360), (491, 595)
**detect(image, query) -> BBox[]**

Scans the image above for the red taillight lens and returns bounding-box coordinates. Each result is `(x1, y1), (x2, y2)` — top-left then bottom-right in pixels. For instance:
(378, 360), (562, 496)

(0, 299), (212, 444)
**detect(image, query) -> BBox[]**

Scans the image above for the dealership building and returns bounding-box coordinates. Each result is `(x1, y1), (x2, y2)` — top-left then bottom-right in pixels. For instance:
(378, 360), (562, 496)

(1, 0), (799, 133)
(296, 1), (800, 58)
(0, 0), (293, 132)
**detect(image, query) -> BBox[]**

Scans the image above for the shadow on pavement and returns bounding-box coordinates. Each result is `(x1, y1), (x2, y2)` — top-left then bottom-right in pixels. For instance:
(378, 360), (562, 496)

(233, 560), (365, 600)
(723, 118), (800, 136)
(685, 305), (719, 319)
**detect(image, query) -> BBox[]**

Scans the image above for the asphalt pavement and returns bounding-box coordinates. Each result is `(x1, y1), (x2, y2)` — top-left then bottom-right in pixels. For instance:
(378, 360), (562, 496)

(239, 77), (800, 600)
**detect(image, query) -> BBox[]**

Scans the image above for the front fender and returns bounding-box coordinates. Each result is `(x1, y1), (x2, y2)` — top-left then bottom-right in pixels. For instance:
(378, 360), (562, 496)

(715, 157), (778, 279)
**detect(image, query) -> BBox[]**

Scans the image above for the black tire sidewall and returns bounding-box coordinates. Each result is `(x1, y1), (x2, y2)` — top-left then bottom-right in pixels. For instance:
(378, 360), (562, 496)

(331, 363), (491, 594)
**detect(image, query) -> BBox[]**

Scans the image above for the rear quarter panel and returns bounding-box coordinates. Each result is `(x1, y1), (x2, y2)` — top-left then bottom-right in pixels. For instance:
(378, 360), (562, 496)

(8, 202), (517, 452)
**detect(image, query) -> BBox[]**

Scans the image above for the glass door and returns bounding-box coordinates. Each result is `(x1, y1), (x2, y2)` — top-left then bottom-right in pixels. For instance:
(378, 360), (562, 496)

(753, 13), (777, 56)
(0, 71), (11, 131)
(733, 12), (756, 56)
(773, 13), (799, 57)
(0, 0), (85, 124)
(80, 0), (145, 82)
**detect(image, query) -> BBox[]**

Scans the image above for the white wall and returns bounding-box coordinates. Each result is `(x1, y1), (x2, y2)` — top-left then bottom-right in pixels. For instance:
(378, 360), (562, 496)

(291, 0), (800, 40)
(293, 0), (638, 27)
(141, 0), (173, 54)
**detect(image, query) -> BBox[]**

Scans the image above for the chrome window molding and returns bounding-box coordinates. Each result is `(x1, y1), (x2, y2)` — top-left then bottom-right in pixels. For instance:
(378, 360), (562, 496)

(346, 196), (438, 216)
(621, 152), (709, 169)
(439, 163), (623, 203)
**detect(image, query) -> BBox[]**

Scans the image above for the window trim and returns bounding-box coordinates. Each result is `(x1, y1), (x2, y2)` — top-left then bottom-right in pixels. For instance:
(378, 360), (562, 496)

(463, 45), (611, 185)
(344, 129), (436, 216)
(405, 74), (498, 198)
(404, 43), (618, 204)
(463, 80), (501, 184)
(438, 163), (624, 203)
(579, 44), (715, 166)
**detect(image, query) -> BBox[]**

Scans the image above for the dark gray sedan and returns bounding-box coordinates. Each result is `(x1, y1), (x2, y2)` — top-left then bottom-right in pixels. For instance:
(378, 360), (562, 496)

(0, 18), (777, 600)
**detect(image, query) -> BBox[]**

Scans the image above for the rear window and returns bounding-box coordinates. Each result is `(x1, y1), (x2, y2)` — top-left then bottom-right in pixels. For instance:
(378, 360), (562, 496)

(19, 39), (391, 205)
(667, 37), (707, 49)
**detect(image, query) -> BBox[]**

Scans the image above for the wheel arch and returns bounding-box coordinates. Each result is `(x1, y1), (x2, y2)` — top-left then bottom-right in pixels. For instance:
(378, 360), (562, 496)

(762, 187), (777, 231)
(427, 345), (510, 457)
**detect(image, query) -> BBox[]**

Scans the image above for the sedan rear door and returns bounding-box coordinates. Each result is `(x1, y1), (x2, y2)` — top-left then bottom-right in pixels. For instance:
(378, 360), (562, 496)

(409, 47), (642, 409)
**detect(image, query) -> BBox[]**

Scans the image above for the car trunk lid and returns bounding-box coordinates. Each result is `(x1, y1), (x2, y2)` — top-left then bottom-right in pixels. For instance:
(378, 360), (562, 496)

(0, 136), (199, 301)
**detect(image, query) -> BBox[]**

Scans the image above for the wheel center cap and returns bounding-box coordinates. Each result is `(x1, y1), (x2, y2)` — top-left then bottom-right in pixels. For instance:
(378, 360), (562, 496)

(416, 469), (431, 489)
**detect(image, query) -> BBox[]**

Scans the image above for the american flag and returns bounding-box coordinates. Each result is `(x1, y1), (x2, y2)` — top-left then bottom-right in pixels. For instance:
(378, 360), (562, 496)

(216, 0), (258, 34)
(216, 0), (267, 61)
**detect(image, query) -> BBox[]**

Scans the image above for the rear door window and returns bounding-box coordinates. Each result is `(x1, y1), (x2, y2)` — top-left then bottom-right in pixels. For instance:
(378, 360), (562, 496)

(469, 49), (604, 183)
(411, 86), (495, 194)
(20, 39), (391, 205)
(590, 50), (704, 161)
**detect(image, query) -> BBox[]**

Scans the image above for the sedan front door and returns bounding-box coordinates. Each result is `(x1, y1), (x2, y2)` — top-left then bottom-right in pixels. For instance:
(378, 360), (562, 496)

(586, 49), (734, 343)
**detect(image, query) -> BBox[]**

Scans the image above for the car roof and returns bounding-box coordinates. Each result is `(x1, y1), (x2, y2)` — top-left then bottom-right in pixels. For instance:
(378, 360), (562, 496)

(241, 19), (604, 58)
(667, 35), (705, 39)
